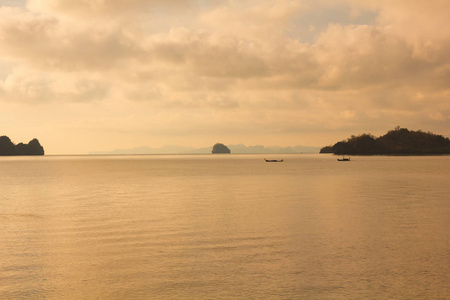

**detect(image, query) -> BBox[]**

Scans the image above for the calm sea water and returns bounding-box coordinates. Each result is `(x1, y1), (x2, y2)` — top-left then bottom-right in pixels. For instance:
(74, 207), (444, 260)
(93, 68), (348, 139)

(0, 154), (449, 299)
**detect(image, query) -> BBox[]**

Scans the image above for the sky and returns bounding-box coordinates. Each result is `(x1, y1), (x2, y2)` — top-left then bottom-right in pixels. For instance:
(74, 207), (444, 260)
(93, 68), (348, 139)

(0, 0), (449, 154)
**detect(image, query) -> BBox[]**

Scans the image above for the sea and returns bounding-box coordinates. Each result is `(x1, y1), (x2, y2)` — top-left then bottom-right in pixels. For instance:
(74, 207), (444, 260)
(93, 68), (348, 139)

(1, 154), (449, 299)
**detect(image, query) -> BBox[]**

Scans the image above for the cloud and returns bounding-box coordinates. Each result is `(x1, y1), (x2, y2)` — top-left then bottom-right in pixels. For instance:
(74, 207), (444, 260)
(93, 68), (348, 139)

(27, 0), (195, 19)
(0, 66), (108, 103)
(0, 7), (144, 72)
(0, 0), (449, 152)
(2, 1), (446, 90)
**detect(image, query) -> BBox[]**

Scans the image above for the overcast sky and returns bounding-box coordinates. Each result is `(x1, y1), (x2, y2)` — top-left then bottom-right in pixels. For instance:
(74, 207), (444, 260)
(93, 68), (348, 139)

(1, 0), (449, 154)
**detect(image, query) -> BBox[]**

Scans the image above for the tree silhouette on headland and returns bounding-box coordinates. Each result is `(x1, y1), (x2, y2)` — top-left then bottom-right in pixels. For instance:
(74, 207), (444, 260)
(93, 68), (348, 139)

(0, 136), (44, 156)
(320, 127), (450, 155)
(212, 143), (231, 154)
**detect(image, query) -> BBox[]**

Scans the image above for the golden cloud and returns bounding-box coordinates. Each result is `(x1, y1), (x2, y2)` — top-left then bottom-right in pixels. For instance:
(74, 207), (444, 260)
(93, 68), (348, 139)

(0, 0), (448, 152)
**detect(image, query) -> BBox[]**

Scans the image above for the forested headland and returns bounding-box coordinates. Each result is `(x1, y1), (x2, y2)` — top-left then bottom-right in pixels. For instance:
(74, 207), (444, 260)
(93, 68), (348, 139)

(320, 127), (450, 155)
(0, 136), (45, 156)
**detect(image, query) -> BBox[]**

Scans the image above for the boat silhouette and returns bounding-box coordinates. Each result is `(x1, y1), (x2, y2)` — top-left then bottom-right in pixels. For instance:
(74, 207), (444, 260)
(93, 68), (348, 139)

(337, 156), (350, 161)
(264, 158), (284, 162)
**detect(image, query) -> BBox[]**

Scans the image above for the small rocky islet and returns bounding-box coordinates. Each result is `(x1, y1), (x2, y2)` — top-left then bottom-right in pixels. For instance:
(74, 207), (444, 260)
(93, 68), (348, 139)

(0, 136), (44, 156)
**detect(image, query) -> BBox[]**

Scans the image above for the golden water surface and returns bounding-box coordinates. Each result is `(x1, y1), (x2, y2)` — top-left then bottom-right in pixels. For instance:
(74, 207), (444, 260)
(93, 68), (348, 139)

(1, 154), (449, 299)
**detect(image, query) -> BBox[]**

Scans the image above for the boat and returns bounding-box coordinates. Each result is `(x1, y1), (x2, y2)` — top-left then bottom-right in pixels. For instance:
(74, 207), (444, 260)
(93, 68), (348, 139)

(337, 156), (350, 161)
(264, 158), (283, 162)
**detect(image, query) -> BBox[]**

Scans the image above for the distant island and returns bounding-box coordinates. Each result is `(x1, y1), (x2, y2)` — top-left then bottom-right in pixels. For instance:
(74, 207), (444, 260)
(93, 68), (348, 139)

(0, 136), (45, 156)
(212, 143), (231, 154)
(320, 127), (450, 155)
(90, 144), (320, 155)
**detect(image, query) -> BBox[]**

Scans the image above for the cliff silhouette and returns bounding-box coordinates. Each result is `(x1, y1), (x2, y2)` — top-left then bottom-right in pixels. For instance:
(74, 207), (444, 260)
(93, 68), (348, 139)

(212, 143), (231, 154)
(0, 136), (45, 156)
(320, 127), (450, 155)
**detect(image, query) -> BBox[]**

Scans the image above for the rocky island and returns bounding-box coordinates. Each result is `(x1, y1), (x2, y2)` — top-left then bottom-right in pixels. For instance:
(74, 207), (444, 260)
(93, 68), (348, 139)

(212, 143), (231, 154)
(0, 136), (45, 156)
(320, 127), (450, 155)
